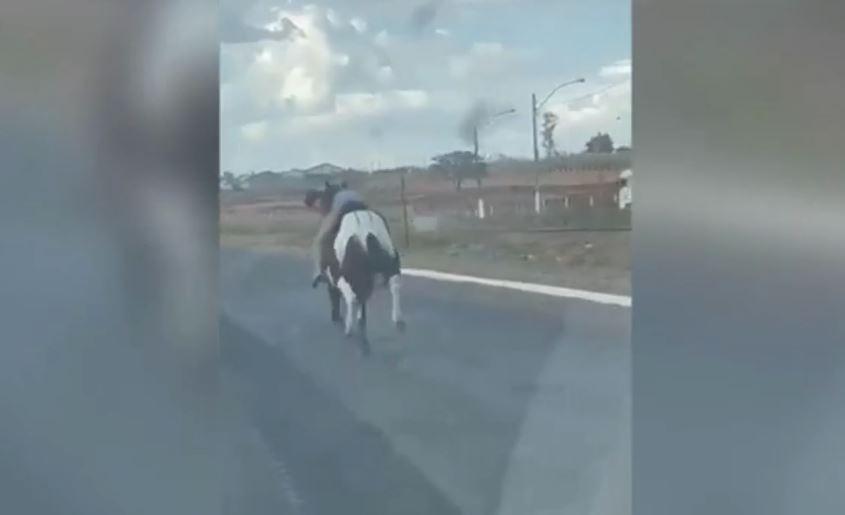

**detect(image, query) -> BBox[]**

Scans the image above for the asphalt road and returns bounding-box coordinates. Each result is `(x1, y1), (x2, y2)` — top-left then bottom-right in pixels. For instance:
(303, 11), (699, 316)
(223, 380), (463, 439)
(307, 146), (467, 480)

(221, 248), (630, 515)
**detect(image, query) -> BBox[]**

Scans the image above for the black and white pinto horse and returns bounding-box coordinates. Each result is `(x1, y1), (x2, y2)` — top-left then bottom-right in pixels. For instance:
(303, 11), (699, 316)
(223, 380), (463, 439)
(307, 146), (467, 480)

(306, 184), (405, 354)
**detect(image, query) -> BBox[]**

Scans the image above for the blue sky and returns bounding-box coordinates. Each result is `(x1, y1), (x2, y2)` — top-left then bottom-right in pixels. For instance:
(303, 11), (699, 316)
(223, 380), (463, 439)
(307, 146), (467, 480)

(221, 0), (630, 173)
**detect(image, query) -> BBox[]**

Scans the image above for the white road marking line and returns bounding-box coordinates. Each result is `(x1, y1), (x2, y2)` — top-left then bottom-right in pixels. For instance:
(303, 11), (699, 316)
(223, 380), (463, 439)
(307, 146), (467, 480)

(402, 268), (631, 307)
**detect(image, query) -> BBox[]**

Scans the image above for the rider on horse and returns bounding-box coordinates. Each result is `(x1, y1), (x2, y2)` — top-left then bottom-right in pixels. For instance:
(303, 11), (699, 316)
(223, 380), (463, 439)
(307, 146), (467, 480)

(305, 182), (368, 288)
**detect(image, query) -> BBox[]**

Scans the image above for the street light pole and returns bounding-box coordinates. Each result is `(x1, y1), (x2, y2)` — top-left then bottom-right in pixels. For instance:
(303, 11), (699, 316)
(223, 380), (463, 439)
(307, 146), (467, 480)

(474, 108), (516, 160)
(532, 78), (585, 163)
(531, 93), (539, 162)
(530, 77), (584, 215)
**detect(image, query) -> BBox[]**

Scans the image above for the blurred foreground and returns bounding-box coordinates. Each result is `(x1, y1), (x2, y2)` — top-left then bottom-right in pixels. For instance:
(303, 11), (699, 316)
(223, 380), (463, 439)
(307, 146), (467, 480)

(1, 2), (224, 513)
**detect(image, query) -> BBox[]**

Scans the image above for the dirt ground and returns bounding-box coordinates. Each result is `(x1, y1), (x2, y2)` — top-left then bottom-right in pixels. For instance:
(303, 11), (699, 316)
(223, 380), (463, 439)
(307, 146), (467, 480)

(220, 197), (630, 295)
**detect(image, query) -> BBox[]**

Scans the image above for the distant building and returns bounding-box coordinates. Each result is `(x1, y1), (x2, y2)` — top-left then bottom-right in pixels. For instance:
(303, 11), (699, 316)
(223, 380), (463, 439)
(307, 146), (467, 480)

(302, 162), (347, 176)
(280, 170), (305, 180)
(244, 170), (287, 191)
(237, 162), (362, 194)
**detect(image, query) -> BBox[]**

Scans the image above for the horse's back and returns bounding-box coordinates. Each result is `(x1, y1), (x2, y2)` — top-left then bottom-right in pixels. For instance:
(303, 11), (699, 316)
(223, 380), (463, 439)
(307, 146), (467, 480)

(334, 210), (396, 263)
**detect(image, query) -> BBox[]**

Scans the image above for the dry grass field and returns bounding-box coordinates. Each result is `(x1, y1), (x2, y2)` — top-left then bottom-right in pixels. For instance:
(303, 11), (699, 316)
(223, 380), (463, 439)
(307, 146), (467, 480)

(221, 173), (631, 294)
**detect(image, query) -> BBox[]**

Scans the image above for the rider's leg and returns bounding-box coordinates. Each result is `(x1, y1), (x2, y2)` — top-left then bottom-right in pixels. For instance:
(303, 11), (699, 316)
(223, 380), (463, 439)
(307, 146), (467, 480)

(311, 206), (341, 287)
(311, 214), (332, 286)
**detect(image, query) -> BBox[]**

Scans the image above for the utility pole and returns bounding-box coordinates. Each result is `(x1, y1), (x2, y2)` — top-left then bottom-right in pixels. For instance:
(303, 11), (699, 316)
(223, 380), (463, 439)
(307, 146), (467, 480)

(532, 78), (585, 162)
(530, 78), (585, 214)
(400, 171), (410, 249)
(531, 93), (539, 162)
(532, 93), (541, 214)
(473, 124), (481, 190)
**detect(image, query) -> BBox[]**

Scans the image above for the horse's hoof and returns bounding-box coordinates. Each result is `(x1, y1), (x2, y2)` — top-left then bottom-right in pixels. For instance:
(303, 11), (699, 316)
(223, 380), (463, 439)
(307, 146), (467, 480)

(395, 320), (407, 333)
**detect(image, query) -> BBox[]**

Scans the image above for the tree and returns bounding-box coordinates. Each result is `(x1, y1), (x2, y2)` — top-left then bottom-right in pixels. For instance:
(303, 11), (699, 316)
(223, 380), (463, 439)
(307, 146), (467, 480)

(431, 150), (486, 191)
(541, 111), (559, 159)
(585, 132), (614, 153)
(221, 171), (244, 191)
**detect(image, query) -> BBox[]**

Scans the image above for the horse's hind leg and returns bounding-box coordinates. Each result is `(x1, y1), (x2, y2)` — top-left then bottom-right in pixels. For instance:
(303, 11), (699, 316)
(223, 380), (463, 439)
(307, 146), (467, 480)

(337, 278), (357, 337)
(389, 274), (406, 332)
(328, 286), (342, 325)
(358, 302), (371, 356)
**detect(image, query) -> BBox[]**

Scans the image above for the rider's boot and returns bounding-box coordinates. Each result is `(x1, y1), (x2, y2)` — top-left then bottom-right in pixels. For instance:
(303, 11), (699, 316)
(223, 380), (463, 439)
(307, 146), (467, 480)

(312, 271), (327, 289)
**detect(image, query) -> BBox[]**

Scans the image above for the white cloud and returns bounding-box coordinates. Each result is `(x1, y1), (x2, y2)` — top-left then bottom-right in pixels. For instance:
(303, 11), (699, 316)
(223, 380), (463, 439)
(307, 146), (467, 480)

(325, 8), (343, 27)
(240, 121), (269, 142)
(449, 41), (514, 80)
(600, 58), (631, 78)
(227, 8), (341, 115)
(449, 57), (470, 80)
(279, 66), (319, 105)
(395, 89), (430, 109)
(265, 89), (430, 135)
(335, 89), (429, 117)
(255, 47), (273, 65)
(221, 4), (437, 134)
(334, 53), (351, 66)
(374, 29), (390, 47)
(221, 1), (630, 171)
(349, 17), (368, 33)
(547, 79), (631, 151)
(376, 65), (395, 83)
(471, 41), (505, 56)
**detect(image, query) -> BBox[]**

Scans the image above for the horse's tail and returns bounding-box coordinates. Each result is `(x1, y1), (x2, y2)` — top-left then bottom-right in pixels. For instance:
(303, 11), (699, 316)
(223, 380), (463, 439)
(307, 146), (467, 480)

(342, 237), (374, 303)
(366, 233), (400, 285)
